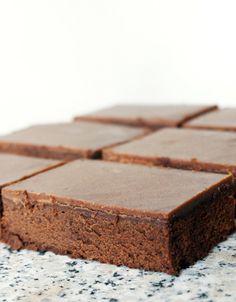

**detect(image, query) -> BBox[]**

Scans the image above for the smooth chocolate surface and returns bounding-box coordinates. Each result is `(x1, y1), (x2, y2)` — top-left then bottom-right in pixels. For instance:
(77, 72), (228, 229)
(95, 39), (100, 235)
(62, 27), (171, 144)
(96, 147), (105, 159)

(74, 105), (217, 128)
(0, 122), (147, 160)
(184, 108), (236, 131)
(0, 153), (60, 188)
(103, 128), (236, 174)
(3, 159), (232, 218)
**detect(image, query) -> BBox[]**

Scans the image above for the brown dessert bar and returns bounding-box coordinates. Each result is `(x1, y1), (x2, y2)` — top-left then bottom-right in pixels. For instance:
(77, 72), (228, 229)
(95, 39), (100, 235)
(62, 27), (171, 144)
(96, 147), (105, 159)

(184, 108), (236, 132)
(0, 122), (147, 160)
(1, 160), (234, 275)
(103, 128), (236, 175)
(0, 153), (61, 218)
(74, 105), (217, 129)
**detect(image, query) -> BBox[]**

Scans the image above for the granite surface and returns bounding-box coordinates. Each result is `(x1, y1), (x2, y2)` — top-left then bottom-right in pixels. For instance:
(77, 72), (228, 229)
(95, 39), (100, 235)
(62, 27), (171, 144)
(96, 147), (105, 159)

(0, 232), (235, 302)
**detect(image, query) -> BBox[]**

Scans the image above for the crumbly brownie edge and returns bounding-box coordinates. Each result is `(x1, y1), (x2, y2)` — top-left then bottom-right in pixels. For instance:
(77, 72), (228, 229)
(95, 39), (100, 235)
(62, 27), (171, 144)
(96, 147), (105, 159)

(0, 198), (175, 274)
(0, 159), (64, 221)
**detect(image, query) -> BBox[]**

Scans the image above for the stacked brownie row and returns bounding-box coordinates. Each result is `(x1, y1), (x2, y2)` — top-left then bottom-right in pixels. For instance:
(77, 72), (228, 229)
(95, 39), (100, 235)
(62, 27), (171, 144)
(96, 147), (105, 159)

(0, 104), (235, 275)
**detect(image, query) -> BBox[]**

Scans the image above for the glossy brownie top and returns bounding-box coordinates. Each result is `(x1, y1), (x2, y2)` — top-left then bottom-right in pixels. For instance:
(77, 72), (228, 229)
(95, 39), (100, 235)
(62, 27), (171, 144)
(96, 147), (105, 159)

(0, 122), (146, 154)
(0, 153), (59, 188)
(103, 128), (236, 171)
(184, 108), (236, 131)
(3, 160), (232, 219)
(75, 105), (217, 127)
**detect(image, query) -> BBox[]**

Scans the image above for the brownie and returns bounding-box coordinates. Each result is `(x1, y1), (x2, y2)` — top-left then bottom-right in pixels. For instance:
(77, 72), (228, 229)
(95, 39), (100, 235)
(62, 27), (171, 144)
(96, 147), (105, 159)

(0, 122), (147, 160)
(1, 160), (234, 275)
(103, 128), (236, 175)
(184, 108), (236, 132)
(74, 105), (217, 129)
(0, 153), (61, 218)
(103, 128), (236, 215)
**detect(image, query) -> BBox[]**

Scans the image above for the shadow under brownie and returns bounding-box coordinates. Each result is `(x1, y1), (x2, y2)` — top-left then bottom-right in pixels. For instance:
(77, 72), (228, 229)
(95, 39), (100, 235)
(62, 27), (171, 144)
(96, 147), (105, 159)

(74, 105), (217, 129)
(0, 122), (148, 160)
(1, 160), (235, 275)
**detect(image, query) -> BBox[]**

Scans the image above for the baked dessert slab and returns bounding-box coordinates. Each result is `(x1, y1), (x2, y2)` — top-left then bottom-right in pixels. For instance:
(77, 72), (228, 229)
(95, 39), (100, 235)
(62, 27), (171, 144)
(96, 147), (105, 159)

(103, 128), (236, 175)
(74, 105), (217, 129)
(1, 160), (234, 275)
(0, 122), (147, 160)
(184, 108), (236, 132)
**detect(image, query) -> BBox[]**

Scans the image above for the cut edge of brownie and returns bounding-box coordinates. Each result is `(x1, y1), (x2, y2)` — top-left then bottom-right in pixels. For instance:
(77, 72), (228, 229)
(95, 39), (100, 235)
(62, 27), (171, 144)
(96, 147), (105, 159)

(169, 185), (235, 272)
(0, 159), (65, 244)
(0, 173), (234, 275)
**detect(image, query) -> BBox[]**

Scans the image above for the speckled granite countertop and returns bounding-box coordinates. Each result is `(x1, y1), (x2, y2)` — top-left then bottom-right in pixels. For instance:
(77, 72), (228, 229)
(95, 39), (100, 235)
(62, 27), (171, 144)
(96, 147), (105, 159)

(0, 232), (235, 302)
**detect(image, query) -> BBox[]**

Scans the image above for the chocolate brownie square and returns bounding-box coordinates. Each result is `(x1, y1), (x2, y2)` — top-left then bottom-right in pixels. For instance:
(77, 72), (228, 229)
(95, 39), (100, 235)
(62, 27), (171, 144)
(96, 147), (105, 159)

(74, 105), (217, 129)
(1, 160), (234, 274)
(0, 122), (147, 160)
(0, 153), (61, 218)
(103, 128), (236, 175)
(184, 108), (236, 132)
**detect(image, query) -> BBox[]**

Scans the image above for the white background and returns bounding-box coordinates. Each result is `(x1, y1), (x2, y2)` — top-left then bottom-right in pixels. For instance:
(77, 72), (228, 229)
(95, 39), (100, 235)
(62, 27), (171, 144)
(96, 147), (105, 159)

(0, 0), (236, 134)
